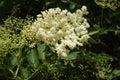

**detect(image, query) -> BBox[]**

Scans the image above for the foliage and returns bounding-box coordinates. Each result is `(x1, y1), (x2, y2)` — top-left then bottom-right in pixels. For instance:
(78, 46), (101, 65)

(0, 26), (10, 56)
(0, 39), (115, 80)
(0, 17), (32, 56)
(0, 0), (120, 80)
(95, 0), (120, 10)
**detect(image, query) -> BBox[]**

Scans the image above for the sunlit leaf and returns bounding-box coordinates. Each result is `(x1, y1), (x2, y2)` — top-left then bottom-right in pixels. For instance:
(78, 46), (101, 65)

(107, 69), (120, 80)
(37, 43), (46, 60)
(27, 48), (39, 68)
(88, 30), (100, 36)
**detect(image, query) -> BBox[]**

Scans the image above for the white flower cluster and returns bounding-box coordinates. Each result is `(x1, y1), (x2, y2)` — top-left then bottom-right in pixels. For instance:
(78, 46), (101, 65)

(30, 6), (90, 56)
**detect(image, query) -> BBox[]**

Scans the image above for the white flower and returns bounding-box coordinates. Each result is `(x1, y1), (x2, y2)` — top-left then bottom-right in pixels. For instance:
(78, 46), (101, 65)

(81, 6), (88, 14)
(61, 10), (67, 15)
(28, 6), (90, 56)
(62, 39), (76, 49)
(61, 52), (67, 57)
(81, 6), (87, 11)
(79, 34), (90, 43)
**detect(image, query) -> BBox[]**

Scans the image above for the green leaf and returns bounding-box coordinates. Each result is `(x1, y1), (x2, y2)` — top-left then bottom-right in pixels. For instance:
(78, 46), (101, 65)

(0, 1), (4, 7)
(27, 48), (39, 68)
(10, 55), (18, 66)
(69, 2), (76, 10)
(21, 68), (31, 79)
(37, 43), (46, 60)
(63, 52), (78, 60)
(112, 69), (120, 76)
(61, 0), (70, 3)
(89, 37), (97, 44)
(107, 69), (120, 80)
(88, 30), (100, 36)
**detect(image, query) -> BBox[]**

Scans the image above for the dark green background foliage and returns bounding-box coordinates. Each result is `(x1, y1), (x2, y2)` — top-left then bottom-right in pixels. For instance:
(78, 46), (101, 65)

(0, 0), (120, 80)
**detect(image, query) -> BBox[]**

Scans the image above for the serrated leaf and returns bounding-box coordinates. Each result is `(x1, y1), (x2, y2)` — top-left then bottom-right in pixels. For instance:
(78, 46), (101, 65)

(27, 48), (39, 68)
(37, 43), (46, 60)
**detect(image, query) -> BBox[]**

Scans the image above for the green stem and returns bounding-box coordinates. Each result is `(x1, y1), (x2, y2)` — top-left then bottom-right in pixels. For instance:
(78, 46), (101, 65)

(9, 65), (20, 79)
(101, 8), (104, 27)
(27, 67), (40, 80)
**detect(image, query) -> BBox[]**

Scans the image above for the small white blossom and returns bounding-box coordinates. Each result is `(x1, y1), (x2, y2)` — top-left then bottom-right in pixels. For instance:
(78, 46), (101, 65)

(81, 6), (88, 14)
(81, 6), (87, 11)
(61, 52), (67, 57)
(61, 10), (67, 15)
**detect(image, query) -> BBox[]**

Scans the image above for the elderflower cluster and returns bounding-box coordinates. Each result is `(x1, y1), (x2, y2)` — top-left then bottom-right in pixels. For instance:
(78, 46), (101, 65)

(29, 6), (90, 56)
